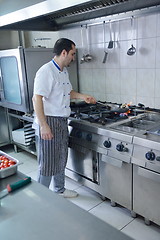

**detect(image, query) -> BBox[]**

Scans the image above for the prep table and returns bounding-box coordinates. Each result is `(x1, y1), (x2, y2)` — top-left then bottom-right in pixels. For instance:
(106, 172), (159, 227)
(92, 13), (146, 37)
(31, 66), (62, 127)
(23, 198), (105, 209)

(0, 171), (133, 240)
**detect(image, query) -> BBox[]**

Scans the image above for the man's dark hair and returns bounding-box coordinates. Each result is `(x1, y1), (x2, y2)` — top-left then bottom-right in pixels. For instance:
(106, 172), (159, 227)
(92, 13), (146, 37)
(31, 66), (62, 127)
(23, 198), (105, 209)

(53, 38), (75, 56)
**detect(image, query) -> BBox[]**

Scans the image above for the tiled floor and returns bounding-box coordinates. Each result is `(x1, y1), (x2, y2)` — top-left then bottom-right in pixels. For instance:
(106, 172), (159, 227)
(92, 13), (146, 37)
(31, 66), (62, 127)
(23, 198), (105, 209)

(1, 145), (160, 240)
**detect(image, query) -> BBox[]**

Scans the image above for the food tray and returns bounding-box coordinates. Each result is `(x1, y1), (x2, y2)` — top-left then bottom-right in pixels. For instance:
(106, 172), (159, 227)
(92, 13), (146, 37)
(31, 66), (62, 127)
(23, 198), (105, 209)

(0, 150), (19, 178)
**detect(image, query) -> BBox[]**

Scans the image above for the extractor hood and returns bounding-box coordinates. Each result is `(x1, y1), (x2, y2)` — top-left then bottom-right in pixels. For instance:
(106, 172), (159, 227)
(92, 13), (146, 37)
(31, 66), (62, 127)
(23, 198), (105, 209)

(0, 0), (160, 31)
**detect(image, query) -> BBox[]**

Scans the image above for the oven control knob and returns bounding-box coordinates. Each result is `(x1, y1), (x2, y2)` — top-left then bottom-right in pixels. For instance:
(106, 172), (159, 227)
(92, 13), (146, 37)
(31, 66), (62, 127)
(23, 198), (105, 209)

(103, 140), (111, 148)
(86, 133), (92, 141)
(156, 156), (160, 161)
(116, 143), (125, 152)
(145, 151), (155, 161)
(76, 131), (82, 138)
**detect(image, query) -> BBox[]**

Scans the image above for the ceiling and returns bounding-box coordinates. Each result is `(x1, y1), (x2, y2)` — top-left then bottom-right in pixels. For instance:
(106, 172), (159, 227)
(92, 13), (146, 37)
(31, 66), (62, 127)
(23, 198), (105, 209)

(0, 0), (160, 31)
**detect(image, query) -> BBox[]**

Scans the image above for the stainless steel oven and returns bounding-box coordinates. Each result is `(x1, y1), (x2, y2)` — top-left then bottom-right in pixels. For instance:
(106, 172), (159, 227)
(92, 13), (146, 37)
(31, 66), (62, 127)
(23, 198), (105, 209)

(66, 115), (134, 210)
(133, 165), (160, 225)
(67, 142), (99, 184)
(132, 124), (160, 225)
(0, 47), (53, 113)
(66, 123), (99, 186)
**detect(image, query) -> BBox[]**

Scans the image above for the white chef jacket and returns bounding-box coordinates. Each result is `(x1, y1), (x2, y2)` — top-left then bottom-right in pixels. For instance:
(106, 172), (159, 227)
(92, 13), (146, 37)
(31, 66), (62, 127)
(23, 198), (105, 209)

(33, 60), (72, 118)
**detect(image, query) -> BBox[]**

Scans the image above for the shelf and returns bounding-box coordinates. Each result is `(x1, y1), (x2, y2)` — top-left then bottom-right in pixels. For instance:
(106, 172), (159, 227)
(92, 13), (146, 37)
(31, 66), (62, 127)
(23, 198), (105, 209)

(13, 142), (37, 156)
(8, 112), (34, 122)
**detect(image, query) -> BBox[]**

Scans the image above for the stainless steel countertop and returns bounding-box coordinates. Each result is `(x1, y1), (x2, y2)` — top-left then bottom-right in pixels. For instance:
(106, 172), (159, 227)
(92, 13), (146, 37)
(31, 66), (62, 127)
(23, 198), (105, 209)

(0, 172), (133, 240)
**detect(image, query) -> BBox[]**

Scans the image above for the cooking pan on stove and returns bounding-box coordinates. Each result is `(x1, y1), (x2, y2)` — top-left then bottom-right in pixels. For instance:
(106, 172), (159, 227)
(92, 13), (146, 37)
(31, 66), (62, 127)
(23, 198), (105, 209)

(96, 101), (129, 113)
(70, 100), (90, 108)
(129, 105), (145, 114)
(110, 107), (129, 113)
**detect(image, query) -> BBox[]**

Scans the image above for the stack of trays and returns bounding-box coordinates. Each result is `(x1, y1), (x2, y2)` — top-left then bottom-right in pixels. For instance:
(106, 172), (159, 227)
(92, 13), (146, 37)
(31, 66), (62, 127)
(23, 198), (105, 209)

(12, 123), (35, 146)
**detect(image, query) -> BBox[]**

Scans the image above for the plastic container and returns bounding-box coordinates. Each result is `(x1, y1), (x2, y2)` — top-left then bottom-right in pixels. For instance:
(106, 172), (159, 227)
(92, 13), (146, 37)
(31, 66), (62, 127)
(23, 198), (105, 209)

(0, 150), (19, 178)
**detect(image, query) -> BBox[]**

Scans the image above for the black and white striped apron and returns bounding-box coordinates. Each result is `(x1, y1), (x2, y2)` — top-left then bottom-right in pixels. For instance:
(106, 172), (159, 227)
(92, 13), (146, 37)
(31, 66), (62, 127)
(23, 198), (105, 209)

(37, 116), (68, 176)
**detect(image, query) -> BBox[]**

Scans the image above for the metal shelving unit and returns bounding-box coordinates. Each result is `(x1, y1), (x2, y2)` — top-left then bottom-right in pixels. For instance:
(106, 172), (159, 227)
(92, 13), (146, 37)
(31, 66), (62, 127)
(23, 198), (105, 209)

(7, 110), (37, 156)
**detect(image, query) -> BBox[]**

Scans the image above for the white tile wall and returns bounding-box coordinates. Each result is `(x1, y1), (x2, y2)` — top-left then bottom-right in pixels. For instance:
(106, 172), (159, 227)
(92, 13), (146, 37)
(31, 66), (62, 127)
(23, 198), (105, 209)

(157, 13), (160, 36)
(137, 38), (156, 69)
(24, 11), (160, 108)
(137, 14), (157, 39)
(137, 69), (155, 97)
(156, 37), (160, 68)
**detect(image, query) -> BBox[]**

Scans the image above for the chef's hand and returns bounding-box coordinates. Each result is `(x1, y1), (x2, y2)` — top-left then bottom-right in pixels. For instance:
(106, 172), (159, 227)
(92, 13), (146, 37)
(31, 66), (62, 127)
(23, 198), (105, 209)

(40, 123), (53, 140)
(83, 94), (96, 104)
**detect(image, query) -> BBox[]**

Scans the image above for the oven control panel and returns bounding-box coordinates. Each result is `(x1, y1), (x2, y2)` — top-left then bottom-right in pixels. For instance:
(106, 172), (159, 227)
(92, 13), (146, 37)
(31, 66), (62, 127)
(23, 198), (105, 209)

(68, 125), (133, 163)
(132, 144), (160, 173)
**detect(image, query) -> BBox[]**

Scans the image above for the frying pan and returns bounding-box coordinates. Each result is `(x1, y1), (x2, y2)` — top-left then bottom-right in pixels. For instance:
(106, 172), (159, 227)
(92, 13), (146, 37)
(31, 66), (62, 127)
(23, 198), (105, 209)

(96, 101), (129, 113)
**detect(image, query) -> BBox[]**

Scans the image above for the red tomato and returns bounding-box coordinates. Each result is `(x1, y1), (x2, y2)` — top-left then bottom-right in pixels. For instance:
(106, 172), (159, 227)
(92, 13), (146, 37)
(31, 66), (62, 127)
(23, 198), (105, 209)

(9, 164), (15, 167)
(9, 160), (16, 165)
(3, 164), (9, 168)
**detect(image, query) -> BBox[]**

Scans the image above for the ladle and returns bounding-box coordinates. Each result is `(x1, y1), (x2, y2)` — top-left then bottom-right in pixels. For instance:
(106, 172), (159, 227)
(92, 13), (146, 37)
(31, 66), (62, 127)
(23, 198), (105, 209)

(127, 17), (136, 56)
(80, 25), (92, 63)
(86, 25), (92, 61)
(80, 26), (85, 64)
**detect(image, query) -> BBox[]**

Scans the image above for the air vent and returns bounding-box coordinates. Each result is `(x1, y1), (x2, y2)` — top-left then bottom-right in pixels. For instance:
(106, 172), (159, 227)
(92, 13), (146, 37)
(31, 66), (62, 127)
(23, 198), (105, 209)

(47, 0), (130, 20)
(0, 0), (160, 31)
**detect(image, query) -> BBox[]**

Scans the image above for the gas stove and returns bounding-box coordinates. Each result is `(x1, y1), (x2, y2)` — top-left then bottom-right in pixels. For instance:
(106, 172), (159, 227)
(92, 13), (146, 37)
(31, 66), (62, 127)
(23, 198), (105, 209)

(70, 101), (134, 126)
(69, 101), (160, 162)
(67, 101), (160, 218)
(68, 101), (139, 163)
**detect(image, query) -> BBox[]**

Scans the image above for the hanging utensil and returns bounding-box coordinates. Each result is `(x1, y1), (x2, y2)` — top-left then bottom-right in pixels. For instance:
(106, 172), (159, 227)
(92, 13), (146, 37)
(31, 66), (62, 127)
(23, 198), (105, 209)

(80, 26), (85, 64)
(108, 21), (114, 49)
(127, 17), (136, 56)
(80, 25), (92, 63)
(85, 25), (92, 62)
(102, 22), (108, 63)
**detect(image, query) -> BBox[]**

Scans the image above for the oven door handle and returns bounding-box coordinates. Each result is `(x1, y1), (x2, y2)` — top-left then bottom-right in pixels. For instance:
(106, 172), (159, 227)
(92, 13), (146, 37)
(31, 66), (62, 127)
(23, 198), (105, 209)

(69, 142), (89, 154)
(101, 154), (122, 168)
(138, 167), (160, 183)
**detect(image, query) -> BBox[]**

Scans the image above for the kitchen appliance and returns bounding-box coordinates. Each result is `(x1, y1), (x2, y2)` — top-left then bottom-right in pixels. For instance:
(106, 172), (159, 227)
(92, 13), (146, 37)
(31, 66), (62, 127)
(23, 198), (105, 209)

(66, 102), (136, 209)
(131, 124), (160, 226)
(0, 47), (79, 114)
(67, 102), (160, 214)
(0, 47), (53, 113)
(110, 112), (160, 134)
(0, 106), (10, 146)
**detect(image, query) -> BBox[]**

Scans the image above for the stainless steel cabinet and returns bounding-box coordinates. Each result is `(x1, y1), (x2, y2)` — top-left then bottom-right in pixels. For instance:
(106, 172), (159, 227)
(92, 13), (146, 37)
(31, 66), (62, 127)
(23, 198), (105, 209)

(99, 153), (132, 210)
(0, 106), (10, 146)
(133, 165), (160, 225)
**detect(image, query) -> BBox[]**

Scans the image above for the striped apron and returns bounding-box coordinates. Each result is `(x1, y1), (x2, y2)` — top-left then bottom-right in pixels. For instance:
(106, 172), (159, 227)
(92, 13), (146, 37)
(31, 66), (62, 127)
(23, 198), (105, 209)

(37, 116), (68, 176)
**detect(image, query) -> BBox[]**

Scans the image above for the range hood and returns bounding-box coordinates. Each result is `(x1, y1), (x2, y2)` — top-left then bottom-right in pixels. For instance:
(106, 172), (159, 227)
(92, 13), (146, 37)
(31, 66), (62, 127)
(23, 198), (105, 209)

(0, 0), (160, 31)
